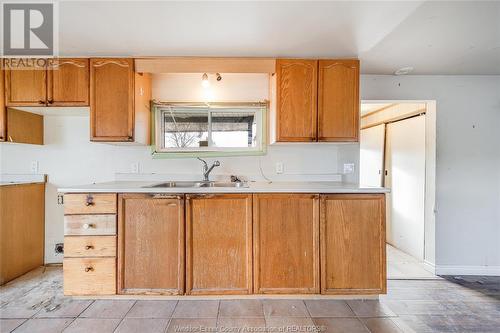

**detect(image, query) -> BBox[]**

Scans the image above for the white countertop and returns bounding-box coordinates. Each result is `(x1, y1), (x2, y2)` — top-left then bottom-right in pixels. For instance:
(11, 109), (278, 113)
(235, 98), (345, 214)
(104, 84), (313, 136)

(58, 181), (389, 194)
(0, 174), (46, 187)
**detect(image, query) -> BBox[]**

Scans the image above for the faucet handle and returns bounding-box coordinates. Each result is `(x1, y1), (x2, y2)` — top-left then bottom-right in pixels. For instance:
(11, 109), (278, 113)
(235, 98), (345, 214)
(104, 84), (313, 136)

(197, 157), (208, 168)
(214, 160), (221, 166)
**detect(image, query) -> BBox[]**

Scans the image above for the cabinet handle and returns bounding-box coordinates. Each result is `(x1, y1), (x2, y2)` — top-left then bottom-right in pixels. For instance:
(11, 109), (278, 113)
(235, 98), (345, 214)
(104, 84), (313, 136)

(38, 100), (45, 104)
(47, 99), (54, 104)
(85, 195), (94, 206)
(8, 136), (13, 142)
(85, 245), (94, 250)
(82, 223), (95, 229)
(150, 194), (182, 199)
(84, 266), (94, 272)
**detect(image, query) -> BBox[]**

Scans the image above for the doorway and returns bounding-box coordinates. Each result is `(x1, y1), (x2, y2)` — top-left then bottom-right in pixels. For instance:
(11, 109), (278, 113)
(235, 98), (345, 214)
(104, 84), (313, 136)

(360, 101), (437, 279)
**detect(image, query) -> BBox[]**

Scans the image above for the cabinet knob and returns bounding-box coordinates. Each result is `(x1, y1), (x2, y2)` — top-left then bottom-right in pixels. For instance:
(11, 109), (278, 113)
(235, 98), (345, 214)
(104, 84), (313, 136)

(85, 245), (94, 250)
(82, 223), (95, 229)
(38, 100), (45, 104)
(85, 195), (94, 206)
(48, 99), (54, 104)
(84, 266), (94, 272)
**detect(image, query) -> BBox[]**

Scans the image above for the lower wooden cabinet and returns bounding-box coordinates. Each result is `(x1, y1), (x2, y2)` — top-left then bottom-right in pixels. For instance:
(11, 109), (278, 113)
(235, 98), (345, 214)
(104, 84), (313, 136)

(63, 257), (116, 295)
(118, 194), (184, 295)
(186, 194), (253, 295)
(0, 183), (45, 285)
(253, 194), (320, 294)
(320, 194), (386, 294)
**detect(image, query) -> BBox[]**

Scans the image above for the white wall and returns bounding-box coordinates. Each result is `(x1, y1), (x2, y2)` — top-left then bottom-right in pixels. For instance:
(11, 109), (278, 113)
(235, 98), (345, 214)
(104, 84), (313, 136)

(362, 75), (500, 275)
(0, 74), (357, 264)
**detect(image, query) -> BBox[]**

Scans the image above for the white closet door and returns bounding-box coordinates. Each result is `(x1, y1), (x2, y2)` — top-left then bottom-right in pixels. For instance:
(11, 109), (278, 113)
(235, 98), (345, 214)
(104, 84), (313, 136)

(360, 124), (386, 187)
(385, 115), (426, 261)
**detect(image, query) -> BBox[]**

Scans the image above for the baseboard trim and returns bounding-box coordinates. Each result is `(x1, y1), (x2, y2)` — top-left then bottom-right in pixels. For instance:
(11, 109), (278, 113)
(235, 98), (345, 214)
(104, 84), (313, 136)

(435, 265), (500, 276)
(422, 260), (436, 274)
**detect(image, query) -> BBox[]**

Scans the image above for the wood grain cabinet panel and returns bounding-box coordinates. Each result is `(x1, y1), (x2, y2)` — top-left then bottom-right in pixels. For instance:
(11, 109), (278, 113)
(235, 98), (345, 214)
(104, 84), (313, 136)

(64, 236), (116, 257)
(90, 58), (134, 141)
(186, 194), (253, 295)
(253, 194), (320, 294)
(0, 69), (5, 141)
(4, 60), (47, 106)
(63, 257), (116, 295)
(318, 59), (360, 142)
(118, 194), (184, 295)
(0, 183), (45, 285)
(5, 108), (44, 145)
(320, 194), (386, 294)
(276, 59), (318, 142)
(48, 58), (89, 106)
(64, 193), (117, 215)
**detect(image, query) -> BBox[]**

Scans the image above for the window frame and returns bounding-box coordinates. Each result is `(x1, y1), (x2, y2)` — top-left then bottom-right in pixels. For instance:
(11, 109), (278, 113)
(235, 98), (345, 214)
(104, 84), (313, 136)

(151, 101), (267, 158)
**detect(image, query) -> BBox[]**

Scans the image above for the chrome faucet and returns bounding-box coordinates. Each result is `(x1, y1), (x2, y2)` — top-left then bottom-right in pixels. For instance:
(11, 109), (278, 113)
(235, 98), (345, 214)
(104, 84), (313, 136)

(197, 158), (221, 181)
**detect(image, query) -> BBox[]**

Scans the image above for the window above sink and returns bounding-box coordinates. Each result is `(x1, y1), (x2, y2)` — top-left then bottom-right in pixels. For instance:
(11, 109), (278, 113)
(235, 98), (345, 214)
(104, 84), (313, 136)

(151, 102), (267, 158)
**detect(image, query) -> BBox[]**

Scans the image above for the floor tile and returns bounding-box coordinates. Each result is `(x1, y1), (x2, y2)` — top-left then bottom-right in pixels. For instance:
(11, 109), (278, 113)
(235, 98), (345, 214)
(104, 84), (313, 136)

(397, 315), (460, 332)
(312, 317), (369, 333)
(217, 317), (266, 330)
(219, 300), (263, 318)
(166, 318), (217, 333)
(79, 300), (135, 319)
(383, 300), (448, 315)
(114, 318), (169, 333)
(266, 317), (315, 330)
(126, 300), (177, 318)
(304, 300), (355, 317)
(262, 300), (309, 317)
(12, 318), (73, 333)
(346, 300), (396, 318)
(360, 318), (402, 333)
(172, 300), (219, 318)
(62, 318), (121, 333)
(0, 319), (26, 333)
(35, 299), (92, 318)
(0, 305), (40, 319)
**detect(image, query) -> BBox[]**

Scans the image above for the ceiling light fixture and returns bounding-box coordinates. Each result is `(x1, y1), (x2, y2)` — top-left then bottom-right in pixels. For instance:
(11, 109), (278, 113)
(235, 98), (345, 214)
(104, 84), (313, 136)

(394, 67), (414, 75)
(201, 73), (210, 88)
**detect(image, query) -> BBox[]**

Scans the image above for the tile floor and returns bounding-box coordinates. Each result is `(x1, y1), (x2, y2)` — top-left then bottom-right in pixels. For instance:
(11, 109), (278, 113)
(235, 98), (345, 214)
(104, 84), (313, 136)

(386, 245), (437, 280)
(0, 267), (499, 332)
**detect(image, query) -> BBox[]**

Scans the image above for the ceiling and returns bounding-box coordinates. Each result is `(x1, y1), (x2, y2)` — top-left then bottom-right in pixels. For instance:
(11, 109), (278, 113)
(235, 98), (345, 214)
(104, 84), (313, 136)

(53, 1), (500, 75)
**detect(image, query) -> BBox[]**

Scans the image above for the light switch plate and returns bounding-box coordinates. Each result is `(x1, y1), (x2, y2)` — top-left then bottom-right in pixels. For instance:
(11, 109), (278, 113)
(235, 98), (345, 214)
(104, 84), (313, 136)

(30, 161), (39, 174)
(343, 163), (355, 174)
(275, 162), (284, 174)
(131, 162), (140, 174)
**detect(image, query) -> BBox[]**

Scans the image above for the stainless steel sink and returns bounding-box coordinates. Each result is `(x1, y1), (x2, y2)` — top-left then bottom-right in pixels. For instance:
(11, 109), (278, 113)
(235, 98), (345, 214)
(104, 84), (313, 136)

(145, 181), (248, 188)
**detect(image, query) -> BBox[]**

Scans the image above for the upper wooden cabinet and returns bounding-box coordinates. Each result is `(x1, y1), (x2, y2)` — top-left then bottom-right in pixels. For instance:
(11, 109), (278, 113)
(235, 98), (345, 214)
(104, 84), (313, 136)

(253, 194), (320, 294)
(271, 58), (359, 143)
(0, 69), (5, 141)
(320, 194), (386, 295)
(275, 59), (318, 142)
(4, 61), (47, 106)
(48, 58), (89, 106)
(90, 58), (134, 142)
(318, 59), (359, 141)
(186, 194), (253, 295)
(118, 194), (184, 295)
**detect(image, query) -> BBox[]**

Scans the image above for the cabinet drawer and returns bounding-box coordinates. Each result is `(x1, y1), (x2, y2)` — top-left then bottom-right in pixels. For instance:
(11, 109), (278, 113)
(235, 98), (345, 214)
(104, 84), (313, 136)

(64, 257), (116, 295)
(64, 236), (116, 257)
(64, 193), (117, 214)
(64, 215), (116, 235)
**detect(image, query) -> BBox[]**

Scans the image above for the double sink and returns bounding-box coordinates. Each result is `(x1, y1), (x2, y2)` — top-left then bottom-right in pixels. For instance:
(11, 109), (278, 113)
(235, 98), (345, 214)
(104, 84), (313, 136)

(144, 181), (248, 188)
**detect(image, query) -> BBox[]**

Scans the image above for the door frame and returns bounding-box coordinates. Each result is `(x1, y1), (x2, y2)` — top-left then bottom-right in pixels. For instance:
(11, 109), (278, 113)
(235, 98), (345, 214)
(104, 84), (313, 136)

(361, 100), (436, 274)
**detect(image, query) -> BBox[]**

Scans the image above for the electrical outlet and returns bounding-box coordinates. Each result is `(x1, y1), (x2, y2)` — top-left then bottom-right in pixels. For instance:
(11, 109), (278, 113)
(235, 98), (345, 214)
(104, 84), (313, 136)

(275, 162), (284, 174)
(30, 161), (39, 174)
(54, 243), (64, 254)
(131, 162), (140, 174)
(343, 163), (355, 174)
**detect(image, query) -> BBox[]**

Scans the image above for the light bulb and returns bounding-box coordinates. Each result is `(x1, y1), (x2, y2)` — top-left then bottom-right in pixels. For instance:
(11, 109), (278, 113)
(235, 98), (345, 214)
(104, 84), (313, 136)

(201, 73), (210, 88)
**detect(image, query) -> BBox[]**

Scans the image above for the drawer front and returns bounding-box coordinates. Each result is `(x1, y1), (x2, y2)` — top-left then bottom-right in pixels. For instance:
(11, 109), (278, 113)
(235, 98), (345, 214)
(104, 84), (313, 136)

(64, 236), (116, 257)
(64, 257), (116, 295)
(64, 193), (117, 214)
(64, 215), (116, 236)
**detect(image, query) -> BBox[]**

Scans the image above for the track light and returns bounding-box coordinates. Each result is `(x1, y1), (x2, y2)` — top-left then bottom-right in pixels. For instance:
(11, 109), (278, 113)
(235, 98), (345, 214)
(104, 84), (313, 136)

(201, 73), (210, 88)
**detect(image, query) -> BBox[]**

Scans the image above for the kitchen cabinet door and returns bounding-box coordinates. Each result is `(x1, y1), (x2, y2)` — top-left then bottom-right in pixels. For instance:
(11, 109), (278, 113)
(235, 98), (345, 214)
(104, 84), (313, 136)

(48, 58), (89, 106)
(118, 194), (184, 295)
(90, 58), (134, 141)
(0, 69), (5, 141)
(186, 194), (252, 295)
(318, 59), (360, 141)
(4, 60), (47, 106)
(320, 194), (386, 294)
(253, 194), (320, 294)
(276, 59), (318, 142)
